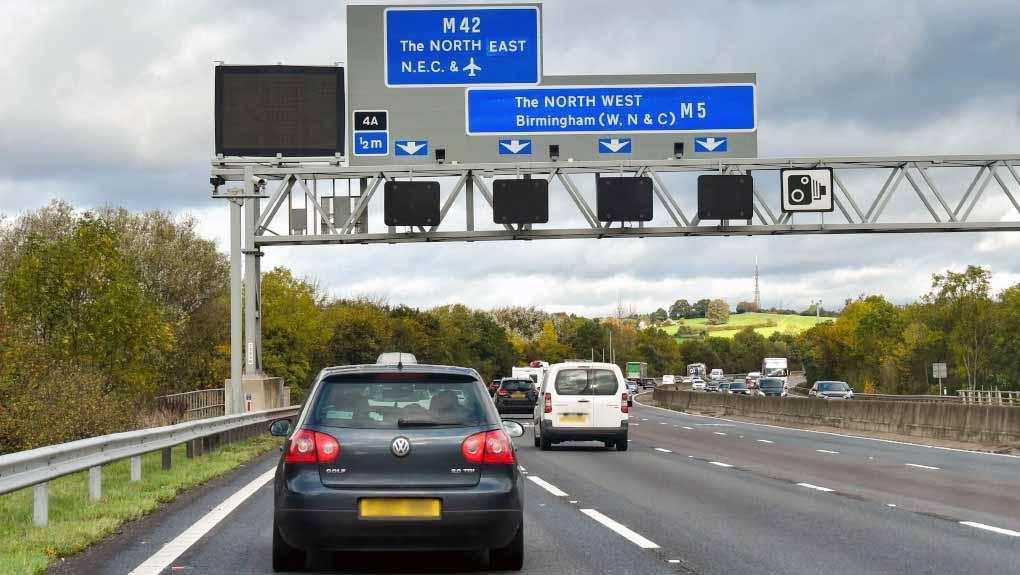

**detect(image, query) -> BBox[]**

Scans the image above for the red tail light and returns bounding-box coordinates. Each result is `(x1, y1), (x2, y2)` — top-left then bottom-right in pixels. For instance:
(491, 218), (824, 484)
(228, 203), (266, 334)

(285, 429), (340, 464)
(461, 430), (516, 464)
(497, 389), (509, 396)
(621, 392), (629, 413)
(544, 392), (552, 414)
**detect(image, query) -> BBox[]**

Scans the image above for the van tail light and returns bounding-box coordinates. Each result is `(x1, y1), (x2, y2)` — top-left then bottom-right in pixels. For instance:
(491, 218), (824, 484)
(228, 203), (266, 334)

(461, 430), (515, 464)
(285, 429), (340, 464)
(544, 392), (552, 414)
(497, 389), (509, 396)
(621, 392), (629, 413)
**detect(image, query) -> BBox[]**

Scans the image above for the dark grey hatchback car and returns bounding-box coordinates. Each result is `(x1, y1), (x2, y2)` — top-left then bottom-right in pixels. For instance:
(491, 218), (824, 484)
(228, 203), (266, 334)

(269, 364), (525, 571)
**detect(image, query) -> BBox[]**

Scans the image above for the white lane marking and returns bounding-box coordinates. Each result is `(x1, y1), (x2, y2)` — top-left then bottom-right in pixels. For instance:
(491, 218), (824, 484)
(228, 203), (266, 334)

(518, 465), (527, 472)
(960, 521), (1020, 537)
(668, 559), (681, 564)
(886, 503), (897, 508)
(660, 422), (668, 425)
(580, 508), (660, 549)
(527, 475), (568, 497)
(905, 463), (940, 470)
(128, 468), (275, 575)
(654, 447), (672, 453)
(641, 418), (649, 421)
(569, 500), (578, 504)
(797, 483), (835, 492)
(682, 426), (693, 430)
(709, 461), (733, 468)
(713, 432), (728, 436)
(757, 439), (774, 444)
(632, 423), (640, 426)
(816, 449), (840, 454)
(635, 400), (1020, 459)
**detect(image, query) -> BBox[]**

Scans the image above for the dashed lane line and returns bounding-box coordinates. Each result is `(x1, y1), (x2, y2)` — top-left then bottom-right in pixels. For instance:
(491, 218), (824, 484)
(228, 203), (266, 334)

(905, 463), (940, 470)
(816, 449), (840, 454)
(580, 508), (660, 549)
(797, 483), (835, 493)
(960, 521), (1020, 537)
(708, 461), (733, 468)
(527, 475), (568, 497)
(653, 447), (673, 453)
(757, 439), (774, 444)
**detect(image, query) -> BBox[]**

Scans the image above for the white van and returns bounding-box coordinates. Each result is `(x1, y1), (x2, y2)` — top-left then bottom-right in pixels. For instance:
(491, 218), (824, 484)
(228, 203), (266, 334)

(532, 362), (629, 451)
(661, 374), (676, 386)
(709, 368), (724, 380)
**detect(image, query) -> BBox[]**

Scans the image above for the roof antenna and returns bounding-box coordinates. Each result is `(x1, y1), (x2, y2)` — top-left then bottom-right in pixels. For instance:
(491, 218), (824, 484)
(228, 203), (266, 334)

(397, 353), (404, 371)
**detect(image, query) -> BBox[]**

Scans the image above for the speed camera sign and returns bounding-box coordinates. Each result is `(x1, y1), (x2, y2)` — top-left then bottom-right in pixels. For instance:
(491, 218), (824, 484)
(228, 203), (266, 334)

(781, 168), (834, 213)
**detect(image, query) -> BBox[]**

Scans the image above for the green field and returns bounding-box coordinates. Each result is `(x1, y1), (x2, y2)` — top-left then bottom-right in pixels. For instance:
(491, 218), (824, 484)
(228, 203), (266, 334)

(659, 312), (831, 339)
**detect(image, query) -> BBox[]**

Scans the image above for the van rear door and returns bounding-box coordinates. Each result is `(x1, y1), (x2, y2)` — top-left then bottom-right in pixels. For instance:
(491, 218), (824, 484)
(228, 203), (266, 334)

(550, 368), (594, 428)
(590, 369), (623, 428)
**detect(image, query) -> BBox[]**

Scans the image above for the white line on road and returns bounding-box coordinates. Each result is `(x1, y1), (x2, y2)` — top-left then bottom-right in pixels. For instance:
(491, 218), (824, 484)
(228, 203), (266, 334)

(757, 439), (774, 444)
(527, 475), (568, 497)
(654, 447), (672, 453)
(580, 508), (660, 549)
(641, 418), (648, 421)
(128, 468), (275, 575)
(905, 463), (940, 470)
(816, 449), (840, 454)
(709, 461), (733, 468)
(797, 483), (835, 492)
(886, 503), (897, 508)
(682, 426), (693, 430)
(714, 432), (728, 436)
(636, 400), (1020, 460)
(660, 422), (668, 425)
(960, 521), (1020, 537)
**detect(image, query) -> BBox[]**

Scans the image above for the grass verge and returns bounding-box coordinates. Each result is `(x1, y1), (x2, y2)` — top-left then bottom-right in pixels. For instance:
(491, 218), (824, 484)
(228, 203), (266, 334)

(0, 434), (282, 575)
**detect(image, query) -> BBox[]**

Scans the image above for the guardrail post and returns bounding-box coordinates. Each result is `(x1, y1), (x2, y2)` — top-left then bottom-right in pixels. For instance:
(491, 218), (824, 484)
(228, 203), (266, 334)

(186, 440), (194, 458)
(194, 437), (204, 457)
(130, 456), (142, 481)
(33, 483), (48, 526)
(161, 447), (172, 471)
(88, 466), (102, 501)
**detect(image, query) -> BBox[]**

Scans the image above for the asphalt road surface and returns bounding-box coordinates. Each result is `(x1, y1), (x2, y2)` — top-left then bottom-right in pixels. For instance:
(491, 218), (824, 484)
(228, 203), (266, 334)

(55, 399), (1020, 575)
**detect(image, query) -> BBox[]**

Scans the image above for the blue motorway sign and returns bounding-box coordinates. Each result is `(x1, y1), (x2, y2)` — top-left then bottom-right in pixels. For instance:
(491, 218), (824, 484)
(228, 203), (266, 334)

(384, 6), (541, 87)
(354, 132), (388, 156)
(465, 84), (756, 135)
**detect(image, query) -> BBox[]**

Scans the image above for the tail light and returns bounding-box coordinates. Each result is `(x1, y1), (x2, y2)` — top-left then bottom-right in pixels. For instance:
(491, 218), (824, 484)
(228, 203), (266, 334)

(543, 392), (552, 414)
(461, 430), (515, 464)
(285, 429), (340, 464)
(621, 392), (629, 413)
(497, 389), (509, 396)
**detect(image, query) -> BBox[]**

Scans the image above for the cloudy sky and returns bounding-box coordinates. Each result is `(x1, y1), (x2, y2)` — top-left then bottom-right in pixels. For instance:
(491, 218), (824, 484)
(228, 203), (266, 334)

(2, 0), (1019, 316)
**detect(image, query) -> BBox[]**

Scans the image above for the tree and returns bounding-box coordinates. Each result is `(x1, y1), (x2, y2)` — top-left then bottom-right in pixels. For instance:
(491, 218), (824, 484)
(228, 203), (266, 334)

(532, 320), (570, 363)
(692, 299), (711, 318)
(706, 299), (730, 325)
(925, 266), (994, 390)
(651, 308), (668, 323)
(669, 299), (692, 320)
(735, 301), (759, 314)
(262, 268), (330, 392)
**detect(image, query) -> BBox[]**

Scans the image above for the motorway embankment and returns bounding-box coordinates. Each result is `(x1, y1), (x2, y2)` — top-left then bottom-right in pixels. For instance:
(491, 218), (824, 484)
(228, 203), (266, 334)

(651, 388), (1020, 451)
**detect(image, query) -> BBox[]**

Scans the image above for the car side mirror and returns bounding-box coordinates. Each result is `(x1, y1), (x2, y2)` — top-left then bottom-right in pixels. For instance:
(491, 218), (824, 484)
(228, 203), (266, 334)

(269, 419), (292, 437)
(501, 420), (525, 438)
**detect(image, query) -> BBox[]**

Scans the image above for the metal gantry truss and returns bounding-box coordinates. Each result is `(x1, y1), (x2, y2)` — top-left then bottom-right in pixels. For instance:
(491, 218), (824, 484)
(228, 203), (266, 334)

(212, 154), (1020, 247)
(210, 154), (1020, 412)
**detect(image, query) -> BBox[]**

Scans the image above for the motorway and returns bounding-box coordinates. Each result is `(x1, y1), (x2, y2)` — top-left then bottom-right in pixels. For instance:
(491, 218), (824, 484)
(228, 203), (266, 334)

(54, 398), (1020, 575)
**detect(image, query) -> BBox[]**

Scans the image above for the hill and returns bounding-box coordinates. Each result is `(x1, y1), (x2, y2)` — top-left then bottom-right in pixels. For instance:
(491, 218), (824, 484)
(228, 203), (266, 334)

(658, 312), (831, 339)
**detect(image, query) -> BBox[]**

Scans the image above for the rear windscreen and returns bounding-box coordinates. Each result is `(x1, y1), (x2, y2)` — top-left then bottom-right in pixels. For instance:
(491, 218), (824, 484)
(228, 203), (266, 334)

(500, 379), (534, 392)
(309, 375), (487, 429)
(554, 369), (620, 395)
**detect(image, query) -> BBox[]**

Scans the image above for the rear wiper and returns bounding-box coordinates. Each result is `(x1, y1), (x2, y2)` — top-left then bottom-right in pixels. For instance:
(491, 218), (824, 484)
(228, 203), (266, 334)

(397, 418), (463, 428)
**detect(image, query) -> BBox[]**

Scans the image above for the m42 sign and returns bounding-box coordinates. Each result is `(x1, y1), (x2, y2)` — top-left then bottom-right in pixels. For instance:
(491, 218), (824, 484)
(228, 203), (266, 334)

(384, 6), (541, 87)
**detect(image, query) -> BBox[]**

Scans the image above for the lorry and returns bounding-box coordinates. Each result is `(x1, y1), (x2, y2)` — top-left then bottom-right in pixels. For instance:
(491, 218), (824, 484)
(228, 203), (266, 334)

(625, 362), (648, 382)
(512, 360), (549, 389)
(686, 363), (707, 381)
(762, 358), (789, 388)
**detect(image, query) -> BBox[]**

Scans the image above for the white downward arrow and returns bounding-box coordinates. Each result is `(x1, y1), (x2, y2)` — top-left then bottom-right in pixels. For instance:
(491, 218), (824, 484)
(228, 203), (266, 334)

(601, 138), (629, 153)
(396, 141), (425, 155)
(699, 138), (725, 151)
(500, 140), (530, 154)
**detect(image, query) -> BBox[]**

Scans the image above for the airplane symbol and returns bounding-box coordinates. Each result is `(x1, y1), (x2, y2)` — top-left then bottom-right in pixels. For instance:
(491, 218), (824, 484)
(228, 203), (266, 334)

(464, 57), (481, 77)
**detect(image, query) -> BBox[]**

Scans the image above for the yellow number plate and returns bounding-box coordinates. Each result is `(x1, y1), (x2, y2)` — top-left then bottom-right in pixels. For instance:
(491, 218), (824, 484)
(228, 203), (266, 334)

(559, 414), (589, 424)
(511, 392), (526, 399)
(359, 498), (441, 519)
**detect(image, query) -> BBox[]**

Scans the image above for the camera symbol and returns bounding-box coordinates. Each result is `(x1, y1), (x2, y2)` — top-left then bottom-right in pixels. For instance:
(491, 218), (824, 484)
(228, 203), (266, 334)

(787, 174), (827, 206)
